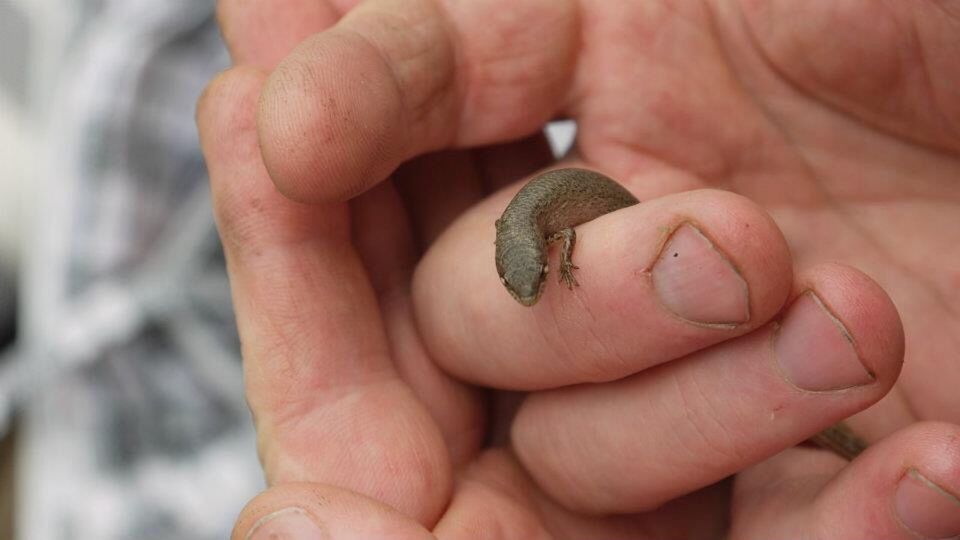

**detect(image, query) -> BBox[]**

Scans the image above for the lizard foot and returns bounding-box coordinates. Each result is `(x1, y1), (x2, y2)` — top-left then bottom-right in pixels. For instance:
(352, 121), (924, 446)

(559, 261), (580, 290)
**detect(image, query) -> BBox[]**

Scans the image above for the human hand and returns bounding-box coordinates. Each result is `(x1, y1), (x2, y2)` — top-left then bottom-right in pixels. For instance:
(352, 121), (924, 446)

(198, 1), (960, 538)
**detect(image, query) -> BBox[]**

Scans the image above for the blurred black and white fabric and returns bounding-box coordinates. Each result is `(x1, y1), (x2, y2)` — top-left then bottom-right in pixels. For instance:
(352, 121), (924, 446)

(0, 2), (582, 538)
(0, 1), (263, 538)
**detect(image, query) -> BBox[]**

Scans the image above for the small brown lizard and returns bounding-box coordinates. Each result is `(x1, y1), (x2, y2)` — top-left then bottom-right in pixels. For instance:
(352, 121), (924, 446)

(494, 167), (866, 460)
(495, 168), (638, 306)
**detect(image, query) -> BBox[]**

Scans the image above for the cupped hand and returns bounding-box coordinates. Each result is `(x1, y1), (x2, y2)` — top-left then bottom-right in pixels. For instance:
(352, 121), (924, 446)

(198, 1), (960, 538)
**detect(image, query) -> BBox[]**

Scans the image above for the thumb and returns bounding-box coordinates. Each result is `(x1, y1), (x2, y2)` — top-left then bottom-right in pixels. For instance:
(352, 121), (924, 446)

(235, 483), (436, 540)
(731, 421), (960, 540)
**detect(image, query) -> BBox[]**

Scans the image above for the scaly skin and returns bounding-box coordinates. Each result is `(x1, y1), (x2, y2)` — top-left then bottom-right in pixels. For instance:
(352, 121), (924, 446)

(809, 422), (868, 461)
(494, 168), (639, 306)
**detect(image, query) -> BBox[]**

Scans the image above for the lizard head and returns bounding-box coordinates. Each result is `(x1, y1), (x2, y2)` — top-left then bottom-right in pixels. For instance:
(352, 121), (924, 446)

(495, 218), (549, 306)
(499, 262), (548, 306)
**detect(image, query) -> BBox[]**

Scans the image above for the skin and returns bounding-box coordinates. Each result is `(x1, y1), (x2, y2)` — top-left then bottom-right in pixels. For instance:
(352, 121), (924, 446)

(199, 0), (960, 538)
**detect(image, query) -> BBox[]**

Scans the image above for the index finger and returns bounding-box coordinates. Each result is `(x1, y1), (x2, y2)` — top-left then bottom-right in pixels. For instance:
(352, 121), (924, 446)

(197, 67), (450, 526)
(411, 180), (794, 389)
(256, 0), (580, 202)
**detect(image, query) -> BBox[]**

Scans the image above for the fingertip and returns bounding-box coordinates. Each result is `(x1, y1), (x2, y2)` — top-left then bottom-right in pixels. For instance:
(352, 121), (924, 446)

(734, 422), (960, 539)
(815, 421), (960, 539)
(663, 189), (794, 325)
(892, 422), (960, 539)
(795, 263), (905, 392)
(257, 29), (417, 203)
(253, 0), (583, 203)
(234, 483), (436, 540)
(198, 66), (268, 163)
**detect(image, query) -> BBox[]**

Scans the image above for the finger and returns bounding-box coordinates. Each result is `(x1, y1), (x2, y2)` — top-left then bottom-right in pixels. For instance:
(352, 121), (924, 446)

(413, 183), (794, 389)
(198, 67), (450, 524)
(234, 483), (435, 540)
(257, 0), (580, 202)
(732, 421), (960, 539)
(216, 0), (349, 69)
(511, 263), (904, 513)
(433, 449), (730, 540)
(220, 0), (492, 469)
(351, 181), (486, 466)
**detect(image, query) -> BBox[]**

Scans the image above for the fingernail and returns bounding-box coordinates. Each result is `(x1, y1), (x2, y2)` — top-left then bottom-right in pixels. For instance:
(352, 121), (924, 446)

(246, 507), (327, 540)
(895, 469), (960, 539)
(774, 292), (874, 391)
(651, 224), (749, 325)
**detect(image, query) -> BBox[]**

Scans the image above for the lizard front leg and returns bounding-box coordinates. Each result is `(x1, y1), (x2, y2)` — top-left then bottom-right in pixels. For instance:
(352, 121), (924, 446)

(548, 227), (579, 290)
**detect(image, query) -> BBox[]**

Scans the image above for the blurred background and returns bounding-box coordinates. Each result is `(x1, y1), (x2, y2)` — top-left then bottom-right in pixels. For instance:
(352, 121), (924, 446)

(0, 0), (264, 538)
(0, 1), (578, 538)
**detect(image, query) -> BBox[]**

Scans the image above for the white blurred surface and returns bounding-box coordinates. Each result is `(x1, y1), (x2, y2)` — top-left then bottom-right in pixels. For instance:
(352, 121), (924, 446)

(0, 99), (31, 273)
(546, 119), (576, 159)
(0, 0), (78, 275)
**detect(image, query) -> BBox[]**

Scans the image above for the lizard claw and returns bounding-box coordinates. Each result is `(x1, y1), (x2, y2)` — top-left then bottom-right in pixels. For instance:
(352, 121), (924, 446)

(559, 262), (580, 289)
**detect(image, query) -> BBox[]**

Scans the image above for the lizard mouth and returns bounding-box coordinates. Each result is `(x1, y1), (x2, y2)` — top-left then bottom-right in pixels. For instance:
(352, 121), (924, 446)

(514, 293), (539, 306)
(506, 277), (547, 307)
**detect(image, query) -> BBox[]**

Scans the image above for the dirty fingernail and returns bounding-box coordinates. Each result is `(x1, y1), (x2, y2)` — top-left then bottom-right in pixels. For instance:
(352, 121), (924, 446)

(247, 507), (327, 540)
(652, 224), (749, 325)
(775, 292), (874, 391)
(895, 469), (960, 539)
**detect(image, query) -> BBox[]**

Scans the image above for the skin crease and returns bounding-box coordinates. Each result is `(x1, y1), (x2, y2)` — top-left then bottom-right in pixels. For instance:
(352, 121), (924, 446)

(202, 0), (960, 538)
